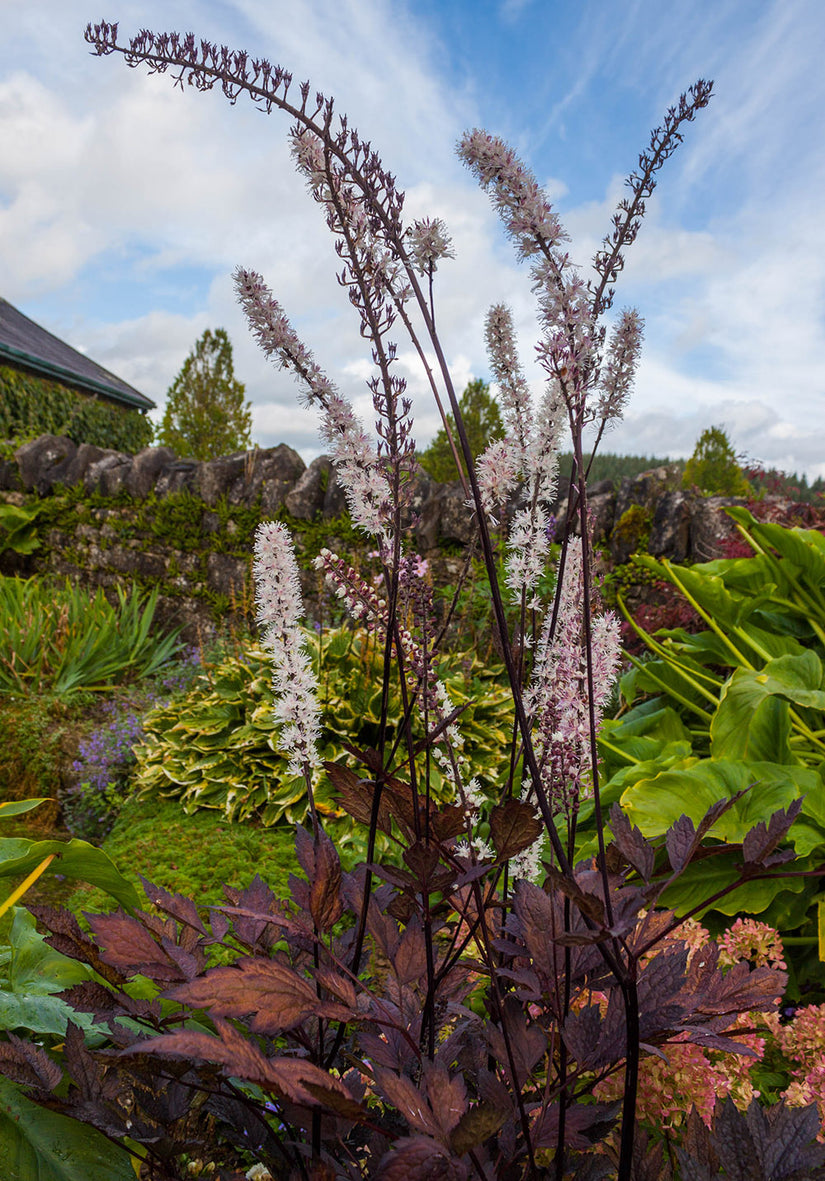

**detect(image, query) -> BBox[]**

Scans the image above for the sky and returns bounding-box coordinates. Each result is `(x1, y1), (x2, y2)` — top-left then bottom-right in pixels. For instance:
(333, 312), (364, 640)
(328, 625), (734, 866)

(2, 0), (824, 477)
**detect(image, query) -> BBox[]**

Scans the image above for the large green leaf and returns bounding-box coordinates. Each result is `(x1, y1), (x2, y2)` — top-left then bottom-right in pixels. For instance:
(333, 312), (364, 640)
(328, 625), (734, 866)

(711, 652), (825, 762)
(0, 839), (139, 911)
(0, 1078), (135, 1181)
(5, 910), (91, 997)
(620, 758), (812, 847)
(638, 556), (770, 629)
(660, 848), (806, 917)
(0, 800), (51, 821)
(711, 687), (792, 763)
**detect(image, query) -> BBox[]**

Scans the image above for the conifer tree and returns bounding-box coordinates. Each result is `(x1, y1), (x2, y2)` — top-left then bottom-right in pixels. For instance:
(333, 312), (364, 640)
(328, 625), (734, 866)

(158, 328), (252, 460)
(682, 425), (750, 497)
(418, 378), (504, 482)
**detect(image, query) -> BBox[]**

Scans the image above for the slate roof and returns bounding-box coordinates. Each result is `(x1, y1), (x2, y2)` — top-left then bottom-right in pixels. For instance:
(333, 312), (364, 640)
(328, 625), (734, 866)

(0, 298), (154, 412)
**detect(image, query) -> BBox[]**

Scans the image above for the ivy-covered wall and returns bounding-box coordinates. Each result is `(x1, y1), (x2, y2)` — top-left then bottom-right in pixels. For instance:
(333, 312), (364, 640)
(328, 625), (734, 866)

(0, 366), (154, 454)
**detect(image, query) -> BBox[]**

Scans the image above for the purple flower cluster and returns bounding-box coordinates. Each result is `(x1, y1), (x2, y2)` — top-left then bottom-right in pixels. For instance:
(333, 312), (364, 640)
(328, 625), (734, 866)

(70, 703), (145, 793)
(65, 647), (202, 839)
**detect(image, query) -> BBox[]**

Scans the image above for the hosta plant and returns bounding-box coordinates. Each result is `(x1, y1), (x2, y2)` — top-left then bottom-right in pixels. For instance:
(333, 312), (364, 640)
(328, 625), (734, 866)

(134, 627), (513, 844)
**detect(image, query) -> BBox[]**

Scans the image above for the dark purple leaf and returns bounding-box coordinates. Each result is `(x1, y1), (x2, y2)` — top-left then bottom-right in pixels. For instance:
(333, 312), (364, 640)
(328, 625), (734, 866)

(325, 760), (394, 834)
(421, 1061), (467, 1138)
(221, 875), (281, 951)
(139, 876), (206, 935)
(165, 957), (352, 1033)
(310, 830), (344, 932)
(489, 799), (543, 861)
(430, 804), (468, 841)
(742, 800), (803, 867)
(543, 865), (606, 927)
(403, 841), (455, 894)
(0, 1035), (62, 1092)
(29, 904), (127, 986)
(314, 965), (357, 1009)
(531, 1100), (620, 1151)
(484, 997), (546, 1089)
(374, 1069), (442, 1139)
(84, 910), (189, 982)
(666, 795), (744, 877)
(132, 1018), (365, 1116)
(393, 916), (427, 985)
(609, 803), (656, 881)
(375, 1135), (469, 1181)
(449, 1102), (508, 1156)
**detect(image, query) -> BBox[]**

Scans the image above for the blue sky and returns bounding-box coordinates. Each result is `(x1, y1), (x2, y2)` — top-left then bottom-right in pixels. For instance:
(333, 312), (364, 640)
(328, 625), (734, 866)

(2, 0), (824, 476)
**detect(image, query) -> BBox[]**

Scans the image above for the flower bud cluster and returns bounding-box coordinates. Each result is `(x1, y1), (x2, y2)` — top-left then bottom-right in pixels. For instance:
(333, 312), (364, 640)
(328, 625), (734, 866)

(479, 305), (564, 604)
(405, 217), (455, 276)
(235, 267), (394, 550)
(458, 130), (567, 261)
(524, 539), (620, 808)
(596, 308), (644, 425)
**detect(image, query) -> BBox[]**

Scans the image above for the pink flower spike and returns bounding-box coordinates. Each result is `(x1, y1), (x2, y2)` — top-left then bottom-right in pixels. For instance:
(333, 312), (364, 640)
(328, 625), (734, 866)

(254, 521), (322, 776)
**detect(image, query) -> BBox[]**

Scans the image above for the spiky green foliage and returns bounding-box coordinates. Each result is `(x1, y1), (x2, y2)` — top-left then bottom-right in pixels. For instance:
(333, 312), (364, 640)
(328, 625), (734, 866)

(0, 576), (181, 699)
(157, 328), (252, 461)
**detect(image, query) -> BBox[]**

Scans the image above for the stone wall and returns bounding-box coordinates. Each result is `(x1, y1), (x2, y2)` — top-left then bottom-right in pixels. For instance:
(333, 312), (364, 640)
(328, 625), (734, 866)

(0, 435), (746, 639)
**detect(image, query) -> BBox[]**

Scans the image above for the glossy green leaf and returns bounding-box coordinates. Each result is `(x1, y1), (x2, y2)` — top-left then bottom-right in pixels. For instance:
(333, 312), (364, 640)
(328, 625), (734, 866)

(0, 800), (51, 821)
(712, 652), (825, 762)
(711, 688), (792, 763)
(660, 849), (806, 917)
(0, 839), (139, 911)
(0, 1078), (136, 1181)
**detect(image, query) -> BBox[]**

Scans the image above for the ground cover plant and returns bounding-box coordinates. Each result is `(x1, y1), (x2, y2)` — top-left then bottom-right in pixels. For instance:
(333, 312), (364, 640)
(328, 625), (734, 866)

(1, 20), (822, 1181)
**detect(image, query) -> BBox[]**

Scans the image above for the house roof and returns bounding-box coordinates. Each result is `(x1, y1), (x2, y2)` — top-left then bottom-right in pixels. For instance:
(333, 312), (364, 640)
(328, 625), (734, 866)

(0, 298), (155, 412)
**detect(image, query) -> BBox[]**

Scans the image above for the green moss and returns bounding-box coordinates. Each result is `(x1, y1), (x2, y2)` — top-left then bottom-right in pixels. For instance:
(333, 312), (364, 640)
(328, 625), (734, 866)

(68, 797), (299, 916)
(612, 504), (652, 555)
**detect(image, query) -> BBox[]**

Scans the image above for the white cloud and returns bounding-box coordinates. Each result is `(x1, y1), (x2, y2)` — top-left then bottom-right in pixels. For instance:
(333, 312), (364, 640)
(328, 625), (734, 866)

(2, 0), (824, 479)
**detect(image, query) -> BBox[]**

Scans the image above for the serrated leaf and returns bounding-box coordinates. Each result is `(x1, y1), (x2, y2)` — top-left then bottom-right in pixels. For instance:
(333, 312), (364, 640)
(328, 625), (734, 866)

(165, 957), (352, 1033)
(608, 803), (655, 881)
(449, 1102), (507, 1155)
(375, 1135), (468, 1180)
(489, 799), (542, 861)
